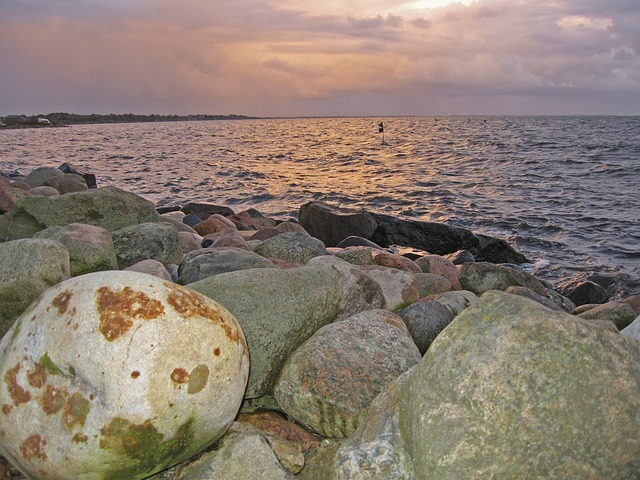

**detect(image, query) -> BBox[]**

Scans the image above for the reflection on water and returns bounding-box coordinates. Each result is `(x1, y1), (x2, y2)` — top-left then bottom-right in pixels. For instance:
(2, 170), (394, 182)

(1, 116), (639, 295)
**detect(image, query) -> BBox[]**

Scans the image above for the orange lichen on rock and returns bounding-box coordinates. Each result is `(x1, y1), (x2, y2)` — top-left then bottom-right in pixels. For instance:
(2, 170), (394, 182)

(4, 364), (31, 406)
(166, 285), (239, 343)
(27, 363), (47, 389)
(171, 368), (190, 385)
(40, 385), (66, 415)
(20, 435), (47, 462)
(96, 286), (165, 341)
(62, 393), (90, 430)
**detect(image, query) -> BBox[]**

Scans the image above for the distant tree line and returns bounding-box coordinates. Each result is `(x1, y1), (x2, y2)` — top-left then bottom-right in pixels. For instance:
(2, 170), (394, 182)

(1, 112), (257, 127)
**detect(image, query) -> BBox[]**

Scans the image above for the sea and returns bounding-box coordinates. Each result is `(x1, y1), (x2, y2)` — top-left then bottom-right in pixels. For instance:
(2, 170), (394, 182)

(1, 116), (639, 298)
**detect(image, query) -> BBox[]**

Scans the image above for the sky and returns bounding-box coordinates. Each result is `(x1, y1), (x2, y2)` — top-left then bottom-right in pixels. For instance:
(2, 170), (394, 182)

(1, 0), (639, 117)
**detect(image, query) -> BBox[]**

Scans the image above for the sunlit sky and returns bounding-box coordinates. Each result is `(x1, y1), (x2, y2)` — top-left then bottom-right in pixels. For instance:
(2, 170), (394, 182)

(1, 0), (639, 116)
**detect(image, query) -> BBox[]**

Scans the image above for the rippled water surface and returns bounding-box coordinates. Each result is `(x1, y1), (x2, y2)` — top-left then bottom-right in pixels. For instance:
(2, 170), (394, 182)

(1, 116), (639, 295)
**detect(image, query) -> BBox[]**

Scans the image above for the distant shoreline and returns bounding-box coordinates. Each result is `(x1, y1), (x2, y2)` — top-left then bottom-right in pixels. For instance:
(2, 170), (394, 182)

(0, 113), (259, 128)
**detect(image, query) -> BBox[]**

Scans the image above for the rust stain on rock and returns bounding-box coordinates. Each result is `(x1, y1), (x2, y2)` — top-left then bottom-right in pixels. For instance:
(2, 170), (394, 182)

(171, 368), (189, 385)
(27, 363), (47, 389)
(131, 371), (140, 379)
(40, 385), (66, 415)
(187, 364), (209, 394)
(166, 285), (239, 343)
(72, 433), (88, 444)
(2, 404), (12, 415)
(96, 286), (165, 341)
(4, 364), (31, 406)
(20, 435), (47, 462)
(52, 291), (73, 315)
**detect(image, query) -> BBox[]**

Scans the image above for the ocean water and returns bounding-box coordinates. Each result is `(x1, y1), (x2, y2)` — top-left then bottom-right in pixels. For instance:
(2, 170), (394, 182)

(1, 116), (639, 297)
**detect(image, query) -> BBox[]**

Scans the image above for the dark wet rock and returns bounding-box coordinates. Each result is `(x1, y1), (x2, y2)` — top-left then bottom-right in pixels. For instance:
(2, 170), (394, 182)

(111, 221), (182, 269)
(444, 249), (475, 264)
(370, 213), (527, 264)
(182, 214), (202, 228)
(0, 186), (160, 240)
(299, 202), (377, 247)
(178, 247), (275, 284)
(275, 310), (420, 438)
(336, 236), (384, 250)
(181, 202), (235, 217)
(397, 300), (455, 354)
(458, 262), (548, 296)
(556, 277), (609, 306)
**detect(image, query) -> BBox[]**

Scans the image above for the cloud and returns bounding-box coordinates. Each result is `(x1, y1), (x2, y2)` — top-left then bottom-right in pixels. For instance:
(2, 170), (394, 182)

(0, 0), (638, 116)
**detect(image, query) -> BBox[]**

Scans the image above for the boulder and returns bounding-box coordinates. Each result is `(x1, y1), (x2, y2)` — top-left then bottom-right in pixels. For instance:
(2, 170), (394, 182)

(175, 423), (295, 480)
(373, 252), (421, 273)
(228, 208), (277, 230)
(397, 300), (455, 354)
(429, 290), (479, 317)
(275, 310), (420, 438)
(336, 236), (384, 250)
(0, 271), (249, 479)
(33, 223), (118, 277)
(307, 256), (387, 321)
(414, 254), (461, 289)
(359, 265), (420, 311)
(159, 215), (198, 234)
(505, 286), (565, 312)
(211, 228), (249, 250)
(0, 187), (161, 240)
(111, 222), (183, 269)
(178, 232), (204, 255)
(458, 262), (548, 296)
(621, 315), (640, 341)
(43, 173), (88, 194)
(28, 186), (59, 197)
(255, 232), (327, 264)
(0, 176), (16, 214)
(398, 291), (640, 478)
(23, 167), (64, 188)
(194, 216), (232, 236)
(334, 246), (376, 266)
(621, 293), (640, 315)
(577, 301), (637, 330)
(57, 162), (97, 188)
(556, 277), (609, 306)
(188, 264), (342, 397)
(180, 202), (234, 217)
(413, 273), (452, 298)
(444, 249), (475, 265)
(299, 202), (377, 247)
(370, 212), (527, 264)
(124, 259), (173, 281)
(0, 239), (70, 338)
(178, 248), (276, 284)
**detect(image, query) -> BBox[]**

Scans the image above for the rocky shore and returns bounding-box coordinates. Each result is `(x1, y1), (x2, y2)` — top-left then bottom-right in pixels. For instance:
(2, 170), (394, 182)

(0, 165), (639, 479)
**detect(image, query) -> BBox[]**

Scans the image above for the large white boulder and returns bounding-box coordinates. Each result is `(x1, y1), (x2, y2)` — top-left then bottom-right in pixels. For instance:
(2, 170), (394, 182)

(0, 271), (249, 480)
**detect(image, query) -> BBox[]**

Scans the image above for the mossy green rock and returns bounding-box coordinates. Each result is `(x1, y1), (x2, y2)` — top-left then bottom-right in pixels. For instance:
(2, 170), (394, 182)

(0, 271), (249, 480)
(189, 264), (342, 397)
(0, 239), (70, 338)
(399, 291), (640, 479)
(0, 186), (160, 240)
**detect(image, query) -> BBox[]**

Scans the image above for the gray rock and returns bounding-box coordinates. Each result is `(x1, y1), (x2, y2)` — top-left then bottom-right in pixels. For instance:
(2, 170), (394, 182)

(28, 186), (59, 197)
(23, 166), (64, 188)
(176, 423), (295, 480)
(112, 222), (183, 269)
(336, 236), (383, 250)
(621, 315), (640, 340)
(189, 264), (342, 397)
(430, 290), (479, 316)
(178, 231), (205, 255)
(0, 271), (249, 480)
(299, 202), (378, 247)
(307, 256), (387, 321)
(178, 247), (276, 284)
(0, 186), (161, 240)
(398, 291), (640, 479)
(397, 301), (455, 354)
(577, 301), (637, 330)
(275, 310), (420, 438)
(33, 223), (118, 277)
(458, 262), (547, 296)
(160, 214), (199, 234)
(255, 232), (327, 264)
(0, 238), (70, 338)
(334, 246), (376, 266)
(43, 173), (88, 194)
(413, 273), (452, 298)
(359, 265), (420, 311)
(505, 285), (565, 312)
